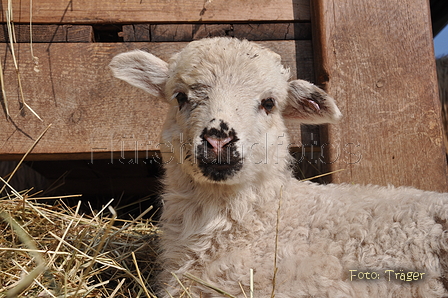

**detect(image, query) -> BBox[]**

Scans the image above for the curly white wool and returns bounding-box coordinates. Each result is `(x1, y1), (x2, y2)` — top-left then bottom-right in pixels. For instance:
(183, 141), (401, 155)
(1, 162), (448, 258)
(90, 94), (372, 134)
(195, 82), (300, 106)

(110, 37), (448, 298)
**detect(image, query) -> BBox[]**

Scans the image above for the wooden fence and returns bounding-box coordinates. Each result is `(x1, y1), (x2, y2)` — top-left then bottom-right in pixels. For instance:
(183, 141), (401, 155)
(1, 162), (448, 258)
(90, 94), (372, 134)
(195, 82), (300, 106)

(0, 0), (446, 192)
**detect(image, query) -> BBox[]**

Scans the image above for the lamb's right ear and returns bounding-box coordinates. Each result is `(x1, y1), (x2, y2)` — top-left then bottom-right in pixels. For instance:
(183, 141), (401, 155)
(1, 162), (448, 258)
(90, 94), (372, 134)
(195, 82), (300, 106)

(109, 50), (169, 98)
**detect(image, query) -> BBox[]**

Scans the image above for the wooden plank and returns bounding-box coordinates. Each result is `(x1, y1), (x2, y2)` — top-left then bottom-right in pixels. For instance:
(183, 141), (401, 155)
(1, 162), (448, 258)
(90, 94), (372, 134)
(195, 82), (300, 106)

(123, 23), (312, 42)
(192, 24), (233, 40)
(0, 41), (313, 161)
(233, 23), (312, 41)
(312, 0), (448, 192)
(67, 25), (94, 42)
(152, 24), (193, 42)
(0, 24), (93, 42)
(0, 0), (310, 24)
(122, 24), (151, 42)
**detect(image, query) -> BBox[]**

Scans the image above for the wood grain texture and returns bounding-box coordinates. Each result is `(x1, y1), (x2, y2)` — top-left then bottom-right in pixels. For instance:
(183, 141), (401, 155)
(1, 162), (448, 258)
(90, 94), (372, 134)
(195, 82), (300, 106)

(0, 0), (310, 24)
(122, 23), (312, 42)
(312, 0), (448, 191)
(0, 25), (93, 42)
(233, 23), (312, 41)
(122, 24), (151, 42)
(0, 41), (313, 160)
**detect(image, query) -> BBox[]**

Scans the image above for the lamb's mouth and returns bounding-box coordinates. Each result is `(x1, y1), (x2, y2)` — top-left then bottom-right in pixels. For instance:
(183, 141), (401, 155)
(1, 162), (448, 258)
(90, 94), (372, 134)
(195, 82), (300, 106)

(198, 161), (243, 181)
(196, 143), (243, 181)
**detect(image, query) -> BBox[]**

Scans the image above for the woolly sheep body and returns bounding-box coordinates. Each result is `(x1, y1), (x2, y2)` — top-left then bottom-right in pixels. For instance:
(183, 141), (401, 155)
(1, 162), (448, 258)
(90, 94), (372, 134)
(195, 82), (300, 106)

(160, 179), (448, 298)
(110, 37), (448, 298)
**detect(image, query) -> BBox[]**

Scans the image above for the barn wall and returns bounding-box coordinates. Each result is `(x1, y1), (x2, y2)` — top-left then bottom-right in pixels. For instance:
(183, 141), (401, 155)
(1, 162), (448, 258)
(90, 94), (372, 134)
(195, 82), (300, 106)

(312, 0), (448, 191)
(0, 0), (447, 193)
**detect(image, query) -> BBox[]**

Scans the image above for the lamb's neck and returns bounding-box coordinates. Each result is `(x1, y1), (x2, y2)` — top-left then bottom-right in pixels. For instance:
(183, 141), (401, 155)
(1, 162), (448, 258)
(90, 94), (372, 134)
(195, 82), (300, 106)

(164, 165), (288, 204)
(162, 166), (290, 232)
(160, 165), (291, 256)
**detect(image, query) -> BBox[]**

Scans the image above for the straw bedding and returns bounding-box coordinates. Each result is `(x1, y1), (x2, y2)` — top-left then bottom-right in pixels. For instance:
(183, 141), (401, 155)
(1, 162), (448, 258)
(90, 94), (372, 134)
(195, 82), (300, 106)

(0, 190), (160, 298)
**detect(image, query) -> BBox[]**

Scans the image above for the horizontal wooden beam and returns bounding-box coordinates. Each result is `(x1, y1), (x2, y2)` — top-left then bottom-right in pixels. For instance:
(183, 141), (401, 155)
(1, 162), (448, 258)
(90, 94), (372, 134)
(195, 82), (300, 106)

(0, 0), (310, 24)
(0, 24), (94, 42)
(0, 41), (314, 161)
(0, 23), (312, 43)
(124, 23), (312, 42)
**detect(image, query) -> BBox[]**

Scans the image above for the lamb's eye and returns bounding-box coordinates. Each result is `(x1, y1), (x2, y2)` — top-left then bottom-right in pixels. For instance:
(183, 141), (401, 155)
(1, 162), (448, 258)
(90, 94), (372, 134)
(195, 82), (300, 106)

(176, 92), (189, 110)
(261, 98), (275, 114)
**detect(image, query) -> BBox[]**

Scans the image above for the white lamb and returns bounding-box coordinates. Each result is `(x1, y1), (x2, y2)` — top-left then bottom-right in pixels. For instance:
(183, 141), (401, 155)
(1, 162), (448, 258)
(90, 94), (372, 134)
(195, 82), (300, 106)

(110, 37), (448, 298)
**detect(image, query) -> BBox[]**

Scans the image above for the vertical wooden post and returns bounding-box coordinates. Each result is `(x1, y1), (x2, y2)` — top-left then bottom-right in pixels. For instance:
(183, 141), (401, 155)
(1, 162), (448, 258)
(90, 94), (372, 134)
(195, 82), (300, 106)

(311, 0), (448, 192)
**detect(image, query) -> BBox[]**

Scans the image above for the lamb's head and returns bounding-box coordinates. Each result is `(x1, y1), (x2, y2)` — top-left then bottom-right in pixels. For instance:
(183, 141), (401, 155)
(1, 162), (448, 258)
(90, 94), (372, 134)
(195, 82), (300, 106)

(110, 38), (341, 184)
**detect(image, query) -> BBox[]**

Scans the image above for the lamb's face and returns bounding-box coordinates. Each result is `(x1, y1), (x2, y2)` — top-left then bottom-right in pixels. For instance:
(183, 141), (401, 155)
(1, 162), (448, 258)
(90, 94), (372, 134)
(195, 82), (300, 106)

(163, 39), (291, 183)
(109, 37), (342, 185)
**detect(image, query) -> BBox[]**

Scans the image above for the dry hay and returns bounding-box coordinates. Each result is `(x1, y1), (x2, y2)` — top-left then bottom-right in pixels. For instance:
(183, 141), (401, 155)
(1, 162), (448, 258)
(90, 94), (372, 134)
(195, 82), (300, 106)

(0, 162), (342, 298)
(0, 189), (160, 298)
(0, 186), (241, 298)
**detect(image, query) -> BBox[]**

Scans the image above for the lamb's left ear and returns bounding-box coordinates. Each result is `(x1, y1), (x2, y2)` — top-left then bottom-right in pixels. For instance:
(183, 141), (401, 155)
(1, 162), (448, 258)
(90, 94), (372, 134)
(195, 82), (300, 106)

(109, 50), (169, 99)
(283, 80), (342, 124)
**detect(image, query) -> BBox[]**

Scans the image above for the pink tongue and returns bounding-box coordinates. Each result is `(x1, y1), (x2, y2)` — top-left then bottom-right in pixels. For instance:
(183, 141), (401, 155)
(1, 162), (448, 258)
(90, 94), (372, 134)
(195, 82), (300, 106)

(206, 137), (233, 153)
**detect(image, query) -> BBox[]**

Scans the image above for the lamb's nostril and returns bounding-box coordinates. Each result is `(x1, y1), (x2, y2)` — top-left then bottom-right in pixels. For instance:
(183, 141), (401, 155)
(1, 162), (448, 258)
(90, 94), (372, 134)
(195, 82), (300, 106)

(205, 136), (233, 153)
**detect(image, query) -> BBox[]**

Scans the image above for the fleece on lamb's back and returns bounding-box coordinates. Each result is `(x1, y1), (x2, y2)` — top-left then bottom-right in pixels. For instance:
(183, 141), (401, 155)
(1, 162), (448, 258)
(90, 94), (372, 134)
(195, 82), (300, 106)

(110, 37), (448, 298)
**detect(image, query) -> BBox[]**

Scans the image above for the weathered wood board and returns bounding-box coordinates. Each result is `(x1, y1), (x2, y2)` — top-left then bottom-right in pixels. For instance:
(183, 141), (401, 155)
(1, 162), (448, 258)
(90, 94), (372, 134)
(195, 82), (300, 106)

(0, 25), (94, 42)
(124, 23), (312, 42)
(0, 23), (311, 43)
(312, 0), (447, 191)
(0, 41), (313, 160)
(1, 0), (446, 192)
(0, 0), (310, 24)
